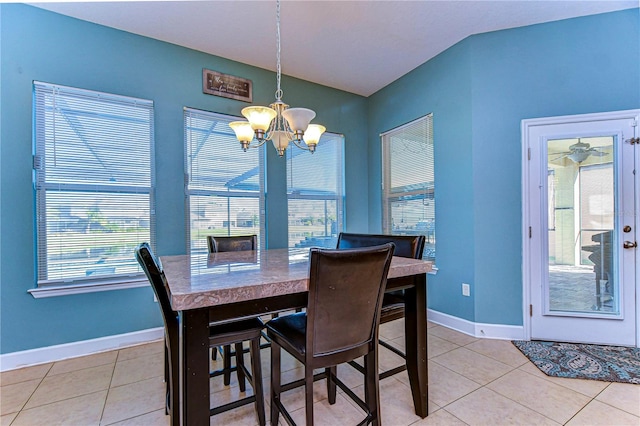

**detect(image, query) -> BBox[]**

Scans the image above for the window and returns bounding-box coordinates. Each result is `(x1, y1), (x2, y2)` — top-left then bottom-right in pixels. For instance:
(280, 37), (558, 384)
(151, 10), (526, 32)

(287, 132), (344, 249)
(381, 114), (435, 261)
(184, 108), (265, 254)
(33, 82), (155, 291)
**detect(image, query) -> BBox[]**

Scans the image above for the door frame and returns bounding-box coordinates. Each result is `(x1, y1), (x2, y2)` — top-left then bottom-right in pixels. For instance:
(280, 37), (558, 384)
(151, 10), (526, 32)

(522, 109), (639, 347)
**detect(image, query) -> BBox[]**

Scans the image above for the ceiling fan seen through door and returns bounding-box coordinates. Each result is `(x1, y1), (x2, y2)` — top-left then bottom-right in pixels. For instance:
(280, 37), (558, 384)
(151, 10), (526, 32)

(550, 139), (610, 164)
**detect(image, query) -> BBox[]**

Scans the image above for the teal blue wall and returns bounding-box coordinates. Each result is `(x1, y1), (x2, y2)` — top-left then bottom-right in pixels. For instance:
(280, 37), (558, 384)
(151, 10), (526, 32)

(369, 8), (639, 325)
(1, 4), (638, 354)
(368, 40), (476, 322)
(0, 4), (368, 353)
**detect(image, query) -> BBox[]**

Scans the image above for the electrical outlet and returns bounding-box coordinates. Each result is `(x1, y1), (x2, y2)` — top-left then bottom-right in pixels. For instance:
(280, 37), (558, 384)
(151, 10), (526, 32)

(462, 283), (470, 296)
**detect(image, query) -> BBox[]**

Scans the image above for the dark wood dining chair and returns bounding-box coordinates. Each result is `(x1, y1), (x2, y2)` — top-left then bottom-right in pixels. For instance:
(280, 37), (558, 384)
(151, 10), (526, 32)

(207, 234), (257, 253)
(266, 243), (395, 426)
(206, 235), (261, 387)
(336, 232), (426, 379)
(135, 242), (265, 426)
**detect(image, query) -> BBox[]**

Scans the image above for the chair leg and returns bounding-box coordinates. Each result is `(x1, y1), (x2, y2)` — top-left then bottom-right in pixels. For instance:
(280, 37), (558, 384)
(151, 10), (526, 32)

(270, 343), (282, 426)
(250, 337), (266, 426)
(223, 344), (232, 386)
(169, 342), (180, 426)
(163, 343), (169, 415)
(305, 367), (315, 426)
(326, 366), (337, 404)
(364, 350), (381, 426)
(235, 342), (247, 392)
(211, 346), (218, 360)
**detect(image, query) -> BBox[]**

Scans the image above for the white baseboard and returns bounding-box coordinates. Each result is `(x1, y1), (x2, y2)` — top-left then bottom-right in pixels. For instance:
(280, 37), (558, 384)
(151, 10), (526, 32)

(428, 309), (525, 341)
(1, 312), (525, 372)
(0, 327), (164, 372)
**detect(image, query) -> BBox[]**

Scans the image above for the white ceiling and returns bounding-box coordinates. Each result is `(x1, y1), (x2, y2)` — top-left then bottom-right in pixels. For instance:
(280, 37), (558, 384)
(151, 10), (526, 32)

(30, 0), (638, 97)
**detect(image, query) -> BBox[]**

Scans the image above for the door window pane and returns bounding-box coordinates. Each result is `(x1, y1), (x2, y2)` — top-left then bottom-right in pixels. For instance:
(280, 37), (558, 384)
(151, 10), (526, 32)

(547, 136), (616, 313)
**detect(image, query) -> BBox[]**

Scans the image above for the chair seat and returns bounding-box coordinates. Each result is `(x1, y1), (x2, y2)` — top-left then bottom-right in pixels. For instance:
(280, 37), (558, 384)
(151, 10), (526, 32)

(210, 318), (264, 346)
(265, 312), (306, 357)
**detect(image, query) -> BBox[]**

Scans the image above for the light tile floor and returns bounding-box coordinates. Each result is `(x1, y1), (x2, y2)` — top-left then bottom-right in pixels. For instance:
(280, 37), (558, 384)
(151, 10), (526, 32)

(1, 322), (639, 425)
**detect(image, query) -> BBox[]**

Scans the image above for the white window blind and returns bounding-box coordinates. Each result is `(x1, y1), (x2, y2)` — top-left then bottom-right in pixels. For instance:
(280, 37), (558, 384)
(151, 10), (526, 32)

(33, 82), (155, 288)
(287, 132), (344, 249)
(184, 108), (265, 254)
(381, 114), (435, 260)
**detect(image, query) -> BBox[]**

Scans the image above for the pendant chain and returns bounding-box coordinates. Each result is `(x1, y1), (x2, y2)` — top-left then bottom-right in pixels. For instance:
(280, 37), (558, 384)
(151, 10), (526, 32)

(275, 0), (283, 102)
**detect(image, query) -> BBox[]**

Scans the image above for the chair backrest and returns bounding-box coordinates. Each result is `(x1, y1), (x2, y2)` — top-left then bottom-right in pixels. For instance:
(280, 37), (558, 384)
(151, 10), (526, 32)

(134, 242), (177, 333)
(306, 244), (395, 361)
(336, 232), (425, 259)
(207, 235), (257, 253)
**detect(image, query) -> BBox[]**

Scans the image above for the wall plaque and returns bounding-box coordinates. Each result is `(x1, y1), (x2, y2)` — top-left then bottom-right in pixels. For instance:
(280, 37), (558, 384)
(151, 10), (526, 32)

(202, 69), (252, 102)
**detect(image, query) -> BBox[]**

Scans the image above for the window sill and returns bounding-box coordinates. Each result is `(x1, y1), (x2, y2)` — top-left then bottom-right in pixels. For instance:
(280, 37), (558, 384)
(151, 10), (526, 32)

(28, 278), (149, 298)
(28, 268), (435, 299)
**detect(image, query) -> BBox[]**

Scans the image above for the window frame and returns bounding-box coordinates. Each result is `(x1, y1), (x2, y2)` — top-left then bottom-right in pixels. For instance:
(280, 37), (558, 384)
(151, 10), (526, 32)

(286, 132), (345, 250)
(30, 82), (155, 298)
(183, 107), (266, 254)
(381, 114), (435, 262)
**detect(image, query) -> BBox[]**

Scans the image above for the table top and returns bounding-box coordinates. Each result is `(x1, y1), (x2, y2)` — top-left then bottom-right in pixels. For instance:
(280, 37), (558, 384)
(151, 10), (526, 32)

(161, 248), (432, 311)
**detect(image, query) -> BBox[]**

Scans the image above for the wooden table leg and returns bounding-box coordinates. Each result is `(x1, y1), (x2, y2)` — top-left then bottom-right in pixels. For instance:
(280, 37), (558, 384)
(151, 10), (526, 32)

(404, 273), (428, 417)
(179, 308), (210, 426)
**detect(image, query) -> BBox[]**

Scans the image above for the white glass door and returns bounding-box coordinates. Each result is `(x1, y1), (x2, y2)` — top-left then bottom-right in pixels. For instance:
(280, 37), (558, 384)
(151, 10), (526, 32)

(523, 111), (638, 346)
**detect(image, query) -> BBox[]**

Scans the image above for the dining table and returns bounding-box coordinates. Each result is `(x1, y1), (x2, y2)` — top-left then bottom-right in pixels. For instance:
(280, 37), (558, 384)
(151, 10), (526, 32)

(160, 247), (432, 426)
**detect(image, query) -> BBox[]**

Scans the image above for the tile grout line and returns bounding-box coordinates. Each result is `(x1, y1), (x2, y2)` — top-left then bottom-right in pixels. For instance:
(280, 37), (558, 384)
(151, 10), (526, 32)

(98, 348), (120, 425)
(586, 383), (640, 417)
(514, 360), (615, 398)
(475, 366), (565, 425)
(9, 389), (109, 425)
(425, 349), (546, 424)
(8, 362), (54, 424)
(559, 387), (622, 426)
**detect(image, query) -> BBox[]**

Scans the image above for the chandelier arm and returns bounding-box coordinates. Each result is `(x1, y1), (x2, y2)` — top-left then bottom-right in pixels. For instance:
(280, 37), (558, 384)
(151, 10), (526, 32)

(291, 139), (310, 151)
(249, 139), (268, 149)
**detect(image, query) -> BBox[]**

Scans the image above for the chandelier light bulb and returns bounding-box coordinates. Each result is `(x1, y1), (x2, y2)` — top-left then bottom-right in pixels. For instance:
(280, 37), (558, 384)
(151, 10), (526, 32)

(229, 121), (255, 151)
(302, 124), (326, 153)
(241, 106), (277, 133)
(282, 108), (316, 139)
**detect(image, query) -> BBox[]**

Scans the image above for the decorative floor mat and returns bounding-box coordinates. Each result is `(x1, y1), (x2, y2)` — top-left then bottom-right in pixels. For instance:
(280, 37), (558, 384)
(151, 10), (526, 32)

(512, 340), (640, 384)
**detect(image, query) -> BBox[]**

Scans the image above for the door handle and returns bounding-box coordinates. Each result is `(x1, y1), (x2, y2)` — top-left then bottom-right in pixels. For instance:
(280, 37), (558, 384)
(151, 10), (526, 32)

(623, 241), (638, 249)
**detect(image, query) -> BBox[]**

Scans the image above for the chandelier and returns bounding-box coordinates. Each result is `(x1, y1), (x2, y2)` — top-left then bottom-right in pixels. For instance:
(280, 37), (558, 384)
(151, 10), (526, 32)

(229, 0), (325, 157)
